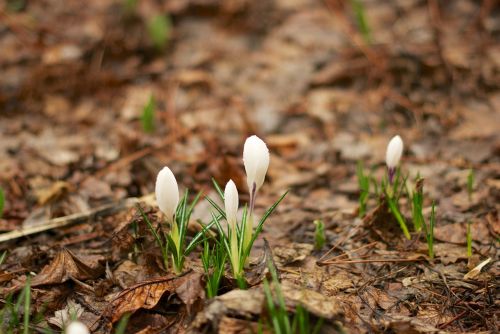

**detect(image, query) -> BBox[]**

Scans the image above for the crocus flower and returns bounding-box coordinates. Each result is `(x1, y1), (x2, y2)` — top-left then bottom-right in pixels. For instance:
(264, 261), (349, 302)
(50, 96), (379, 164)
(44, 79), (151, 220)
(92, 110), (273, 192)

(155, 166), (179, 221)
(224, 179), (240, 275)
(66, 321), (90, 334)
(243, 135), (270, 199)
(385, 135), (404, 183)
(242, 135), (270, 258)
(224, 180), (239, 229)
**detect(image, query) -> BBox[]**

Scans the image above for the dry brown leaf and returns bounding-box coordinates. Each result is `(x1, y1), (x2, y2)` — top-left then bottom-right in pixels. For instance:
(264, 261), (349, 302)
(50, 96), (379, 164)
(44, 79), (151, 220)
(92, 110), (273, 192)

(273, 243), (313, 266)
(48, 299), (85, 329)
(434, 220), (491, 244)
(382, 314), (441, 333)
(281, 283), (342, 320)
(433, 243), (468, 264)
(113, 260), (146, 288)
(175, 272), (205, 314)
(322, 271), (354, 295)
(190, 289), (265, 331)
(108, 271), (203, 323)
(218, 317), (263, 334)
(27, 248), (103, 289)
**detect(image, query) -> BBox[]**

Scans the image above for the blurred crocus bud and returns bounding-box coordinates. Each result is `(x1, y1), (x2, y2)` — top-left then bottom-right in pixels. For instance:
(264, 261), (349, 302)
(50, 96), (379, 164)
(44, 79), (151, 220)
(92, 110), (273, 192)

(224, 180), (239, 228)
(66, 321), (90, 334)
(155, 166), (179, 220)
(385, 135), (404, 183)
(243, 135), (270, 194)
(385, 135), (404, 169)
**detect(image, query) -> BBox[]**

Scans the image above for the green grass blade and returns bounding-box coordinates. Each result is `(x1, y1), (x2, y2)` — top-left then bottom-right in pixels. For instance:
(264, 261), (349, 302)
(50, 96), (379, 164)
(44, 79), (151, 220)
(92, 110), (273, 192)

(23, 276), (30, 334)
(0, 251), (7, 266)
(211, 178), (225, 200)
(351, 0), (372, 44)
(140, 95), (155, 133)
(387, 197), (411, 240)
(147, 14), (171, 50)
(184, 218), (218, 254)
(137, 205), (164, 249)
(115, 312), (131, 334)
(205, 196), (226, 219)
(428, 202), (436, 259)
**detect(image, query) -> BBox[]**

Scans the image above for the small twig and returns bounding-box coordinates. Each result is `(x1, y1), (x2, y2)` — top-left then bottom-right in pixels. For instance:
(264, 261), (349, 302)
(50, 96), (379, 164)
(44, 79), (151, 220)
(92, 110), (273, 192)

(317, 224), (361, 263)
(0, 195), (154, 243)
(438, 309), (467, 329)
(317, 241), (377, 265)
(319, 258), (425, 266)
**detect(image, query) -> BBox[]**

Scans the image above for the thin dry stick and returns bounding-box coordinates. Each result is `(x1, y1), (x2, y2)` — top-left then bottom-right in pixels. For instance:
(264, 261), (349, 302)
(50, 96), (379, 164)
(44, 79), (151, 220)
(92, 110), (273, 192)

(317, 224), (362, 263)
(320, 258), (425, 266)
(438, 310), (468, 329)
(0, 194), (154, 243)
(318, 241), (377, 264)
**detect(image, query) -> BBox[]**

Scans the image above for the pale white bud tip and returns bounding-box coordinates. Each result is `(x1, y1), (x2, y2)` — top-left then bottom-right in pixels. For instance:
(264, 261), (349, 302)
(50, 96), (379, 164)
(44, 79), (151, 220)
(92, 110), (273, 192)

(224, 180), (239, 227)
(243, 135), (270, 193)
(155, 166), (180, 220)
(385, 135), (404, 169)
(66, 321), (90, 334)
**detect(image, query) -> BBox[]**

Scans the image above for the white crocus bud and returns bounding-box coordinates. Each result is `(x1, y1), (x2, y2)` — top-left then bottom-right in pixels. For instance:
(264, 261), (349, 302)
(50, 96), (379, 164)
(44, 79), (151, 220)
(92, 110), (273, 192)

(243, 135), (270, 195)
(155, 166), (179, 221)
(65, 321), (90, 334)
(224, 180), (239, 229)
(385, 135), (404, 169)
(385, 135), (404, 183)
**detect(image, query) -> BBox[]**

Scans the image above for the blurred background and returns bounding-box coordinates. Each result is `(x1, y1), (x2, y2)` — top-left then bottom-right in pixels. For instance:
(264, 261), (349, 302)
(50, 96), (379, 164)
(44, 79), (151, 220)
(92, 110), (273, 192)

(0, 0), (498, 226)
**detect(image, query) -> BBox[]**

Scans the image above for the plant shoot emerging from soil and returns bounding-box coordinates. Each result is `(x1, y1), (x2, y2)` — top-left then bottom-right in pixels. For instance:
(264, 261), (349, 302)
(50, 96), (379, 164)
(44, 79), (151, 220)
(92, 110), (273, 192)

(313, 219), (325, 250)
(142, 166), (205, 274)
(261, 263), (324, 334)
(141, 94), (156, 134)
(467, 168), (475, 202)
(201, 238), (227, 298)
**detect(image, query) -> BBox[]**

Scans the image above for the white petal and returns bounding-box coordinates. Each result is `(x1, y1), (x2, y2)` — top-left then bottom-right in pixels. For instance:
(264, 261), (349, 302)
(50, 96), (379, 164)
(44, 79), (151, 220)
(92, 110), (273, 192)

(66, 321), (90, 334)
(385, 135), (404, 169)
(155, 166), (179, 220)
(243, 135), (270, 192)
(224, 180), (239, 227)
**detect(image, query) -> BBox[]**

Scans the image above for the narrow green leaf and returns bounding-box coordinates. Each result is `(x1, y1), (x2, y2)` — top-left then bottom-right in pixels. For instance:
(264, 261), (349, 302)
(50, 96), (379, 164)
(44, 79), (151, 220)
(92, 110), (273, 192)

(211, 178), (225, 200)
(313, 220), (325, 250)
(351, 0), (372, 44)
(387, 197), (411, 240)
(147, 14), (171, 50)
(115, 312), (131, 334)
(23, 276), (30, 334)
(140, 95), (155, 133)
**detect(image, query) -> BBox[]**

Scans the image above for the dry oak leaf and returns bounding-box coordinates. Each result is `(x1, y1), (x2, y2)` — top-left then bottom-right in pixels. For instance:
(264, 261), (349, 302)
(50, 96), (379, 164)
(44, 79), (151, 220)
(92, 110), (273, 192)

(108, 271), (204, 323)
(14, 248), (103, 290)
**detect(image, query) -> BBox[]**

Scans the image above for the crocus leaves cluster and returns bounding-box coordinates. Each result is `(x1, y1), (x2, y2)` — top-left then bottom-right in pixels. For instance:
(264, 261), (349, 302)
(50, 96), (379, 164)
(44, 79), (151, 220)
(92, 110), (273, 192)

(149, 166), (203, 274)
(221, 135), (274, 282)
(153, 135), (281, 282)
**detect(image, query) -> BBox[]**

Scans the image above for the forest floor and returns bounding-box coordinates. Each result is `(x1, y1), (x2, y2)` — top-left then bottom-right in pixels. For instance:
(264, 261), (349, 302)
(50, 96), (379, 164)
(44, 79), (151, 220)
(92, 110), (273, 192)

(0, 0), (498, 333)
